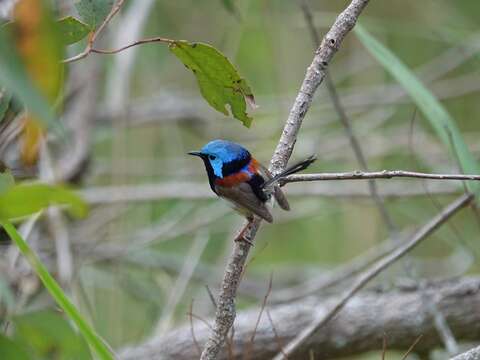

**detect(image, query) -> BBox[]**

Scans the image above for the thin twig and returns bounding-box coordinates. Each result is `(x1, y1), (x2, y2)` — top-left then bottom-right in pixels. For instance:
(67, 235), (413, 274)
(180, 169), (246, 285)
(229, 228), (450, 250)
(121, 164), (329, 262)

(186, 312), (213, 330)
(267, 310), (287, 359)
(91, 36), (174, 55)
(272, 193), (473, 359)
(381, 333), (387, 360)
(283, 170), (480, 183)
(200, 1), (372, 359)
(63, 0), (126, 63)
(400, 335), (423, 360)
(189, 300), (202, 357)
(244, 274), (273, 360)
(205, 285), (217, 308)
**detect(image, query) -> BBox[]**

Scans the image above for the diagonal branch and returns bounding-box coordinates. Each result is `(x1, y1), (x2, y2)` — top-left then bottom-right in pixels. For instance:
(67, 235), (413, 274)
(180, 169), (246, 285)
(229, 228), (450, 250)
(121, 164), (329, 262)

(451, 345), (480, 360)
(273, 193), (473, 359)
(199, 0), (372, 359)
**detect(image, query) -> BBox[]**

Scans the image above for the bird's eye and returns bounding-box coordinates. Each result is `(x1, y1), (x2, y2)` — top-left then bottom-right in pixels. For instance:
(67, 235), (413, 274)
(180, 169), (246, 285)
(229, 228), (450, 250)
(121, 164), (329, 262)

(208, 155), (216, 161)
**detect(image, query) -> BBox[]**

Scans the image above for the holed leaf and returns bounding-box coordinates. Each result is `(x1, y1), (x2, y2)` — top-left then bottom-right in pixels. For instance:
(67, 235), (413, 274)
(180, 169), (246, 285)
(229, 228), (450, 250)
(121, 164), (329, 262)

(169, 41), (255, 127)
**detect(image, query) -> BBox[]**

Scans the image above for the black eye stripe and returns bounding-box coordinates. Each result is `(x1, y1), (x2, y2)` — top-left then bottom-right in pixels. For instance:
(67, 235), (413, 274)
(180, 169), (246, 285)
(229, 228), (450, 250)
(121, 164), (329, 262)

(209, 155), (216, 160)
(221, 154), (251, 177)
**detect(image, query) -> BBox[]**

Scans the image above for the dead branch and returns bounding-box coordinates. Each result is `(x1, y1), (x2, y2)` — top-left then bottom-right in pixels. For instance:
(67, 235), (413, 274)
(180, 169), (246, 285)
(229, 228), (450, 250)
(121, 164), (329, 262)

(119, 276), (480, 360)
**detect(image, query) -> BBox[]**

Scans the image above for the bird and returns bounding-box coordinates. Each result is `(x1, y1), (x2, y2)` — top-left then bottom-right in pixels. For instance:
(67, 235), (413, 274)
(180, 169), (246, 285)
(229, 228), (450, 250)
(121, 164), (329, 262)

(188, 139), (316, 223)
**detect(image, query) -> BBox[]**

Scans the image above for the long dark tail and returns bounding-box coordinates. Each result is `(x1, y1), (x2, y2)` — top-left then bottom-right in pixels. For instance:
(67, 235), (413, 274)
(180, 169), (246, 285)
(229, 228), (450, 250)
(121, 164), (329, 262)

(261, 155), (316, 189)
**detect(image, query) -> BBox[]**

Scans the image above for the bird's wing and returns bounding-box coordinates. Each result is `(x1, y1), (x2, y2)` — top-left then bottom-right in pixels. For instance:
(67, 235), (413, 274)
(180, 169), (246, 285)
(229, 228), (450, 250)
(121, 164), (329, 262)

(257, 163), (290, 211)
(215, 182), (273, 223)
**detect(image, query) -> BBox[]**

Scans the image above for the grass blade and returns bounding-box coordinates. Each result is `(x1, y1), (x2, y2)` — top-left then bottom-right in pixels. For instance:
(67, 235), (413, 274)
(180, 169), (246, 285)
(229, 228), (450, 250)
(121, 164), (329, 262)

(354, 24), (480, 196)
(1, 220), (114, 360)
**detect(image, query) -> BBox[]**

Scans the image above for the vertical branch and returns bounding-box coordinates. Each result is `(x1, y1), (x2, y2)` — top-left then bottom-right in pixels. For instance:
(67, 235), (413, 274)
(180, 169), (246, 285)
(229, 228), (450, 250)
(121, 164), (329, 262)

(200, 1), (371, 359)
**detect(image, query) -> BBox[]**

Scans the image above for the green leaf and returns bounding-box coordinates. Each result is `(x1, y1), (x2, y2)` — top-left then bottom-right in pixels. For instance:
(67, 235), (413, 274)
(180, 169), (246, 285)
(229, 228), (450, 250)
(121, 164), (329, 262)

(0, 28), (56, 128)
(169, 41), (255, 127)
(0, 87), (12, 121)
(57, 16), (91, 45)
(355, 24), (480, 196)
(1, 222), (114, 360)
(0, 171), (14, 195)
(14, 310), (91, 360)
(0, 334), (32, 360)
(75, 0), (114, 30)
(0, 183), (88, 220)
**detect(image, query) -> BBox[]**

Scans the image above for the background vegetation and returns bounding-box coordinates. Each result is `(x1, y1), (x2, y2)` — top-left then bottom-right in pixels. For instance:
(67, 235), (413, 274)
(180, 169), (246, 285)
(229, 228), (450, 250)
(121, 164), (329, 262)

(1, 0), (480, 359)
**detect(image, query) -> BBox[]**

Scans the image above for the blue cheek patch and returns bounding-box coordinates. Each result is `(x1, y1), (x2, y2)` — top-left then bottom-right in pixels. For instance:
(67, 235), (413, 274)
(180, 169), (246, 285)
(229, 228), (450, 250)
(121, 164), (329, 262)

(211, 159), (224, 178)
(241, 162), (253, 176)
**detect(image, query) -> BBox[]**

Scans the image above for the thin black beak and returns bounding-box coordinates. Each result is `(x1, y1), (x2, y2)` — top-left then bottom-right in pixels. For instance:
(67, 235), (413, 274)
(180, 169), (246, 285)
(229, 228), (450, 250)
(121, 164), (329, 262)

(188, 151), (203, 157)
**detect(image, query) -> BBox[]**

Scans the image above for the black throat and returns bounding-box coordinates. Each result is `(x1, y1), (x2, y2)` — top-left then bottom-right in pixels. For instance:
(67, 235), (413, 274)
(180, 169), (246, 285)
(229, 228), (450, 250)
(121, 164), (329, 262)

(200, 159), (218, 194)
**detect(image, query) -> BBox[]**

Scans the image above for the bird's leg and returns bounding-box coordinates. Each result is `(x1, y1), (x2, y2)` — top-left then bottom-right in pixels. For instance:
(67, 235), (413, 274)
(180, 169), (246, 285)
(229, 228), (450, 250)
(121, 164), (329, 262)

(234, 216), (254, 246)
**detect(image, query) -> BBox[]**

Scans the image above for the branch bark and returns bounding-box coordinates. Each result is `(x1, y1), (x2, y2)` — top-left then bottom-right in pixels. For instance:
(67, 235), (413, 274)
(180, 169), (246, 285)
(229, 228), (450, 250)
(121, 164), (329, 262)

(283, 170), (480, 183)
(452, 345), (480, 360)
(199, 1), (371, 358)
(119, 277), (480, 360)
